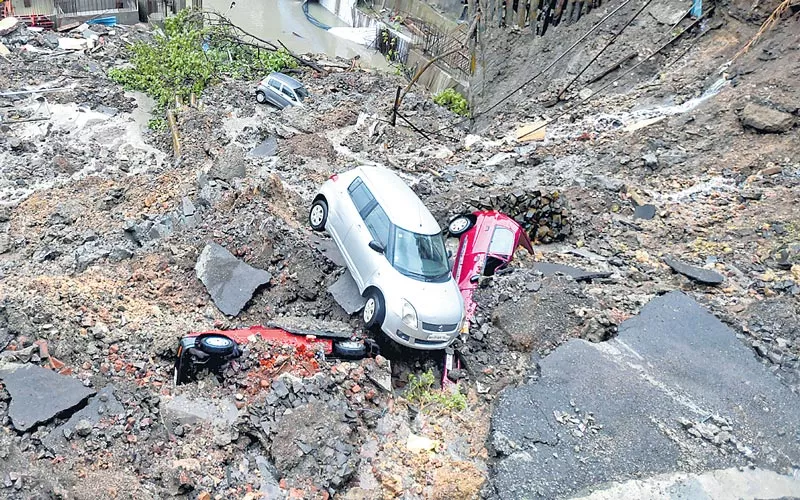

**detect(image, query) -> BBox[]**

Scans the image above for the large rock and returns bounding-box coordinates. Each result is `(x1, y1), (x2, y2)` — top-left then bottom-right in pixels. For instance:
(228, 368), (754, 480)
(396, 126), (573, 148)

(740, 103), (795, 133)
(0, 364), (95, 432)
(195, 241), (272, 316)
(490, 292), (800, 499)
(208, 149), (247, 182)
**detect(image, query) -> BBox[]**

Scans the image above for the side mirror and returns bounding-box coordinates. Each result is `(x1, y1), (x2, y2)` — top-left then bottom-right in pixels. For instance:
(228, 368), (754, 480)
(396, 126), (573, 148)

(368, 240), (385, 253)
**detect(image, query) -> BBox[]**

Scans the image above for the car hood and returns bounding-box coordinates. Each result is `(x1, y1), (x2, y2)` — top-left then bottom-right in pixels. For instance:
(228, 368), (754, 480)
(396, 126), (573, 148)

(390, 275), (464, 324)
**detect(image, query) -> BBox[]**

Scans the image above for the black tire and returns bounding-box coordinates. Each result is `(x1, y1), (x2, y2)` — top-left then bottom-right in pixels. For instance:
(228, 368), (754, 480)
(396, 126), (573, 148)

(197, 335), (236, 356)
(363, 289), (385, 330)
(309, 199), (328, 231)
(448, 215), (474, 237)
(256, 90), (267, 104)
(332, 340), (367, 359)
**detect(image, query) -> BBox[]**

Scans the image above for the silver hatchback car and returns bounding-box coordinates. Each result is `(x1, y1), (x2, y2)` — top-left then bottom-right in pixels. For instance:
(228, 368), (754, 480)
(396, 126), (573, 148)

(255, 72), (308, 109)
(309, 166), (466, 350)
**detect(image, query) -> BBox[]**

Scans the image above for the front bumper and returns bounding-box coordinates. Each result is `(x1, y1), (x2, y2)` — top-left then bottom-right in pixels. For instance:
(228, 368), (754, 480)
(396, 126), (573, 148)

(381, 310), (460, 351)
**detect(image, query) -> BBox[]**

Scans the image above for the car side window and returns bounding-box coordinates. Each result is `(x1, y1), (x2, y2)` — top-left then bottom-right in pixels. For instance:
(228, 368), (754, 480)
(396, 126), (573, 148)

(363, 204), (390, 246)
(281, 86), (297, 101)
(347, 178), (376, 216)
(268, 79), (281, 90)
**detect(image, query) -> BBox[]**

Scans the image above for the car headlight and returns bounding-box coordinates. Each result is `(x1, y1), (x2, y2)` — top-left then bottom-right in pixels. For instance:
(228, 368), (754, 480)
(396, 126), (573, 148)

(401, 300), (418, 329)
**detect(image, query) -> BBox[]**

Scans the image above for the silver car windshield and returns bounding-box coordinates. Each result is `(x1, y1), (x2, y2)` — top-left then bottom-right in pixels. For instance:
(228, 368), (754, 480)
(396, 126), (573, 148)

(392, 227), (450, 282)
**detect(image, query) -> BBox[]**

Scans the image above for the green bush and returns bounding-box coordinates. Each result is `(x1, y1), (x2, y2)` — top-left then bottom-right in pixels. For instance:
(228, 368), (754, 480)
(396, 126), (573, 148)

(405, 370), (467, 412)
(109, 9), (297, 111)
(433, 88), (469, 117)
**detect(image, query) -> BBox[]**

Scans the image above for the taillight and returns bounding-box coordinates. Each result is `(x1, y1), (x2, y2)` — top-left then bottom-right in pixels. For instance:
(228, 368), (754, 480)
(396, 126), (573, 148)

(329, 174), (338, 181)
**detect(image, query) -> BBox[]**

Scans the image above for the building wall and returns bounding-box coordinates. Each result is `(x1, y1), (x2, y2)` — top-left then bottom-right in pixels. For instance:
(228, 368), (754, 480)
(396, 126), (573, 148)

(10, 0), (55, 16)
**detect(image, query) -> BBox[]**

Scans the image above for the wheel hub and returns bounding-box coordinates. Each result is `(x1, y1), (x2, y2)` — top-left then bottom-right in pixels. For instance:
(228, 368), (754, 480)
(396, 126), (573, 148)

(450, 218), (468, 232)
(364, 298), (375, 322)
(310, 205), (324, 225)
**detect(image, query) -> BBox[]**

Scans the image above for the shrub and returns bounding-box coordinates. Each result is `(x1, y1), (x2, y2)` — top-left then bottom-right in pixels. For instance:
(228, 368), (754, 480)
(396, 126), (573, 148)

(433, 88), (469, 117)
(405, 370), (467, 412)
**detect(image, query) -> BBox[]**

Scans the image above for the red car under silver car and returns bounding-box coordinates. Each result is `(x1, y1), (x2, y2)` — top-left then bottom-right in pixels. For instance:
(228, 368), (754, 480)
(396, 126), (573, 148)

(448, 210), (534, 328)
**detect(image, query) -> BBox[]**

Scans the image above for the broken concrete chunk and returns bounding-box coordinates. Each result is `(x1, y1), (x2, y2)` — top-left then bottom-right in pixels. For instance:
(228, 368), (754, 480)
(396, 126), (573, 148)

(663, 256), (724, 285)
(0, 17), (20, 36)
(0, 364), (95, 432)
(740, 103), (795, 133)
(491, 291), (800, 498)
(161, 394), (239, 427)
(311, 235), (346, 267)
(328, 270), (366, 315)
(633, 204), (656, 220)
(533, 262), (612, 281)
(648, 0), (688, 25)
(195, 241), (272, 316)
(43, 385), (123, 452)
(181, 197), (196, 217)
(208, 149), (247, 182)
(249, 136), (278, 157)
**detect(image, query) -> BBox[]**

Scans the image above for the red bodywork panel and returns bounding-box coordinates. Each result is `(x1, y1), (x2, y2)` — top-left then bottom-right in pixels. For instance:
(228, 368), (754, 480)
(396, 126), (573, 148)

(451, 211), (534, 323)
(186, 326), (334, 355)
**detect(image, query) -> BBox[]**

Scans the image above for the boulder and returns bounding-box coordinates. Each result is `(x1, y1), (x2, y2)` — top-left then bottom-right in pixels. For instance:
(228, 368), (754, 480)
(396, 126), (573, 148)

(195, 241), (272, 316)
(741, 103), (795, 133)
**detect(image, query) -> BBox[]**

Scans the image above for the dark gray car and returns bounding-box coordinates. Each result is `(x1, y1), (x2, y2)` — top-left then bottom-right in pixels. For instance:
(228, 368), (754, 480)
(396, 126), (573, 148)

(255, 72), (308, 109)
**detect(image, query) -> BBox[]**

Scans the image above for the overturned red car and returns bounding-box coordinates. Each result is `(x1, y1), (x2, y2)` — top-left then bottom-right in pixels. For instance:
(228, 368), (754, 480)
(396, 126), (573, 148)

(448, 210), (534, 326)
(174, 324), (374, 385)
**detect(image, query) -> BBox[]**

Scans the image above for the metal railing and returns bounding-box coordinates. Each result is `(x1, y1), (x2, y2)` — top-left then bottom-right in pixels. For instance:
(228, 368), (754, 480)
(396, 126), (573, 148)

(54, 0), (136, 15)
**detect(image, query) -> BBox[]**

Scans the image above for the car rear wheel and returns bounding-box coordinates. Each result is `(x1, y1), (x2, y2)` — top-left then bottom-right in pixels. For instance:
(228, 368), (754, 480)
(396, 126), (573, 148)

(448, 215), (474, 236)
(198, 335), (236, 356)
(363, 289), (385, 330)
(256, 90), (267, 104)
(333, 340), (367, 359)
(309, 199), (328, 231)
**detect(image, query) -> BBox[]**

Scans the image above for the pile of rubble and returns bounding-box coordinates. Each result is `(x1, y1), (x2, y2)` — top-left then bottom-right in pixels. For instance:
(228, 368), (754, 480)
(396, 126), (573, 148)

(464, 189), (571, 243)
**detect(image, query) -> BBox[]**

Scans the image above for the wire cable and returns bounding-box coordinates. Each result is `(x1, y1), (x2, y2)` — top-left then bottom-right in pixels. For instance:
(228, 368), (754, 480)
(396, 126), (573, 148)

(420, 0), (635, 137)
(556, 0), (657, 100)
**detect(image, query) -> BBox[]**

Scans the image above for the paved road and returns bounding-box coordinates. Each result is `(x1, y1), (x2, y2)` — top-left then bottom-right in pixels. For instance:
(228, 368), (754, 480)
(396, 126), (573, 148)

(489, 291), (800, 499)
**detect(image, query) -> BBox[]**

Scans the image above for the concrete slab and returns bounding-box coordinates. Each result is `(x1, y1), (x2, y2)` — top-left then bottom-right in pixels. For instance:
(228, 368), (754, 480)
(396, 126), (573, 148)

(42, 386), (123, 451)
(533, 262), (612, 281)
(490, 291), (800, 499)
(249, 136), (278, 157)
(0, 364), (95, 432)
(161, 394), (239, 428)
(663, 256), (724, 285)
(328, 270), (366, 315)
(195, 241), (272, 317)
(310, 235), (346, 267)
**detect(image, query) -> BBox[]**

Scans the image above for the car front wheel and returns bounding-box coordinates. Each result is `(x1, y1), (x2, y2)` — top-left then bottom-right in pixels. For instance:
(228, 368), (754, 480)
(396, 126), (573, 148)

(363, 289), (385, 330)
(256, 90), (267, 104)
(448, 215), (474, 236)
(309, 199), (328, 231)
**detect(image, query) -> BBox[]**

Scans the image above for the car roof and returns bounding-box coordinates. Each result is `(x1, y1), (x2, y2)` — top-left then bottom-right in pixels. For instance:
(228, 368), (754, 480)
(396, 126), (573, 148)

(267, 72), (305, 90)
(356, 166), (441, 235)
